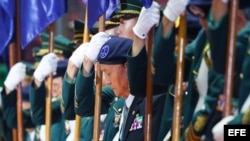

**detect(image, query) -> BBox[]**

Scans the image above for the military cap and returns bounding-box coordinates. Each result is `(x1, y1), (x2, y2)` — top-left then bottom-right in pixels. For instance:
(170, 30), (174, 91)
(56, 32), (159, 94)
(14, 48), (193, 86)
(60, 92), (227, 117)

(34, 33), (75, 59)
(187, 0), (212, 19)
(117, 0), (142, 19)
(71, 19), (85, 46)
(90, 9), (121, 34)
(53, 59), (68, 78)
(22, 85), (30, 102)
(97, 36), (132, 64)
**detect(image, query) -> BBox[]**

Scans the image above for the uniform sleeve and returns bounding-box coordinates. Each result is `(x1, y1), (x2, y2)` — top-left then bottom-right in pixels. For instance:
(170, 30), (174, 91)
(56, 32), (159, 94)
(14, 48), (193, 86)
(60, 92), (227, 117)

(1, 89), (35, 128)
(29, 81), (46, 125)
(61, 73), (75, 120)
(207, 12), (229, 74)
(75, 66), (115, 116)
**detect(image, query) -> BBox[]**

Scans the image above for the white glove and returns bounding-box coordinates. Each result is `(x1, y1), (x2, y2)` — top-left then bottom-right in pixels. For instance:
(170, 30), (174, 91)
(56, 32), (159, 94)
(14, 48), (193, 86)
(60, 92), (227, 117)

(34, 53), (59, 82)
(212, 115), (234, 141)
(163, 0), (189, 22)
(133, 1), (160, 39)
(69, 42), (89, 68)
(85, 32), (111, 62)
(4, 62), (26, 91)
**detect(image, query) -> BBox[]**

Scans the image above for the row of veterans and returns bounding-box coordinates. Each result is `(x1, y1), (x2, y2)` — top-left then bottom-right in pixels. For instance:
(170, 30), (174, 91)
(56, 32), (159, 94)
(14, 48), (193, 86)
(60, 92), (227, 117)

(1, 0), (250, 141)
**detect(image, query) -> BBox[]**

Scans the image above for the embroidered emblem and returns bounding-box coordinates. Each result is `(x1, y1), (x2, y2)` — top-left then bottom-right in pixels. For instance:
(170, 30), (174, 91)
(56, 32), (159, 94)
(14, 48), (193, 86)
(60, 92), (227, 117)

(129, 115), (143, 131)
(100, 45), (109, 58)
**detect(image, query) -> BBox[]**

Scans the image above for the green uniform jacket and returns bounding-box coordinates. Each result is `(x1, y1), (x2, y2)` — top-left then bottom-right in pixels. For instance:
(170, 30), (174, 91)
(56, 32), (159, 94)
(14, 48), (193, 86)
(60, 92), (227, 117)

(151, 20), (208, 140)
(208, 13), (250, 124)
(75, 68), (123, 141)
(62, 73), (97, 141)
(29, 81), (68, 141)
(1, 89), (36, 141)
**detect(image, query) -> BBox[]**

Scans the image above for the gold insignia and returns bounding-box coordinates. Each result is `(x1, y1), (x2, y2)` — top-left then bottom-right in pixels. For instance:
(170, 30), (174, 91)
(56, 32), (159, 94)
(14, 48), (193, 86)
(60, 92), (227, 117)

(168, 85), (175, 97)
(75, 100), (78, 108)
(151, 65), (155, 75)
(240, 73), (244, 79)
(202, 43), (212, 69)
(132, 111), (136, 115)
(194, 115), (208, 132)
(192, 70), (198, 76)
(242, 107), (250, 124)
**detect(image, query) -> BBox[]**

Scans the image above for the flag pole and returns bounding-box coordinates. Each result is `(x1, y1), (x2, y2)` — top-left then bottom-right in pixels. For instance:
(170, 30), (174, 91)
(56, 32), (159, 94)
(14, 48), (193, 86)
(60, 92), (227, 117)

(93, 14), (105, 141)
(13, 0), (23, 140)
(223, 0), (238, 117)
(172, 13), (187, 141)
(144, 16), (154, 141)
(45, 23), (55, 141)
(74, 7), (89, 141)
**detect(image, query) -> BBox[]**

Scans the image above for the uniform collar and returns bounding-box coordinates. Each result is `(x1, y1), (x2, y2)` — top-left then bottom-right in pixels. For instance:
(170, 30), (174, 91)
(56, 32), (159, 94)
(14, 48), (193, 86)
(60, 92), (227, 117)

(125, 94), (134, 109)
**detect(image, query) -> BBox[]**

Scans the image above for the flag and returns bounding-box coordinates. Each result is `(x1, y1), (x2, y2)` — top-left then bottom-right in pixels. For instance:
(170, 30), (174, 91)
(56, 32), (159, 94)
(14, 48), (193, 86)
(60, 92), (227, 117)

(106, 0), (120, 20)
(141, 0), (153, 8)
(21, 0), (67, 49)
(80, 0), (119, 30)
(0, 0), (14, 54)
(87, 0), (109, 30)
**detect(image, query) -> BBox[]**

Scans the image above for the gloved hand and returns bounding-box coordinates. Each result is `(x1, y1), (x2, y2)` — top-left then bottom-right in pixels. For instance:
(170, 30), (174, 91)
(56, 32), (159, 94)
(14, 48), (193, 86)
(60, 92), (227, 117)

(133, 1), (160, 39)
(34, 53), (59, 82)
(212, 115), (234, 141)
(163, 0), (189, 22)
(85, 32), (110, 63)
(4, 62), (26, 91)
(69, 42), (89, 68)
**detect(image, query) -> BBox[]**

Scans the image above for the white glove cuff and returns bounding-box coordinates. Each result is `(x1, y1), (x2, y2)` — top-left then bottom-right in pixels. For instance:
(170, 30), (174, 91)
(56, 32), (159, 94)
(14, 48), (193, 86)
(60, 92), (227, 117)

(163, 6), (178, 22)
(4, 80), (15, 91)
(133, 26), (147, 39)
(34, 71), (45, 82)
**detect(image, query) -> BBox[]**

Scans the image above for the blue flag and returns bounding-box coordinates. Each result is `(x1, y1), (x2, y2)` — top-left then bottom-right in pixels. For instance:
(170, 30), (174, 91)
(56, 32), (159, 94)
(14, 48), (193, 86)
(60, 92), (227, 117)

(106, 0), (120, 20)
(0, 0), (14, 54)
(21, 0), (67, 49)
(83, 0), (119, 30)
(141, 0), (153, 8)
(87, 0), (109, 30)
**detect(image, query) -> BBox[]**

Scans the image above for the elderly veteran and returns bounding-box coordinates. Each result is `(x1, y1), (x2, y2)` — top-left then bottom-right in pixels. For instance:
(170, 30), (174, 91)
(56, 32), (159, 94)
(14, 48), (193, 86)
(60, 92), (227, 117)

(75, 30), (166, 141)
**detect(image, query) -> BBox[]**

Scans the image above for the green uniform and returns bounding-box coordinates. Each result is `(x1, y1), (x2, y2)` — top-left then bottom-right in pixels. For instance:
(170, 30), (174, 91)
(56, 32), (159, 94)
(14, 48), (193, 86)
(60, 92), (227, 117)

(75, 68), (124, 141)
(1, 89), (37, 141)
(62, 73), (98, 141)
(208, 11), (250, 120)
(29, 81), (68, 141)
(153, 19), (209, 140)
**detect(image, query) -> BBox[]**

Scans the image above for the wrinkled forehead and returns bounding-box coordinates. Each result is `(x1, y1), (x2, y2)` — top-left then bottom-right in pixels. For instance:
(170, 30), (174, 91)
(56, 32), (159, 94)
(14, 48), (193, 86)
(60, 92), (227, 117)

(100, 64), (122, 73)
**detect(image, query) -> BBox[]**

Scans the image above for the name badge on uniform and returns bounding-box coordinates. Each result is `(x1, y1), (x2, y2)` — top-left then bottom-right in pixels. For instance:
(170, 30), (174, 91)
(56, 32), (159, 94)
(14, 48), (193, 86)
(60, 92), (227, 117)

(129, 114), (143, 131)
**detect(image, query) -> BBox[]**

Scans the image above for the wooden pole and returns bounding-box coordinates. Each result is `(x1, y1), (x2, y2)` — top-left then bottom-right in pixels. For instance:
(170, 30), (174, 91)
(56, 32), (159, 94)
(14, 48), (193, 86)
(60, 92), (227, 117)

(74, 7), (89, 141)
(144, 24), (154, 141)
(93, 14), (105, 141)
(13, 0), (23, 140)
(45, 23), (55, 141)
(8, 42), (18, 141)
(172, 13), (187, 141)
(223, 0), (238, 117)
